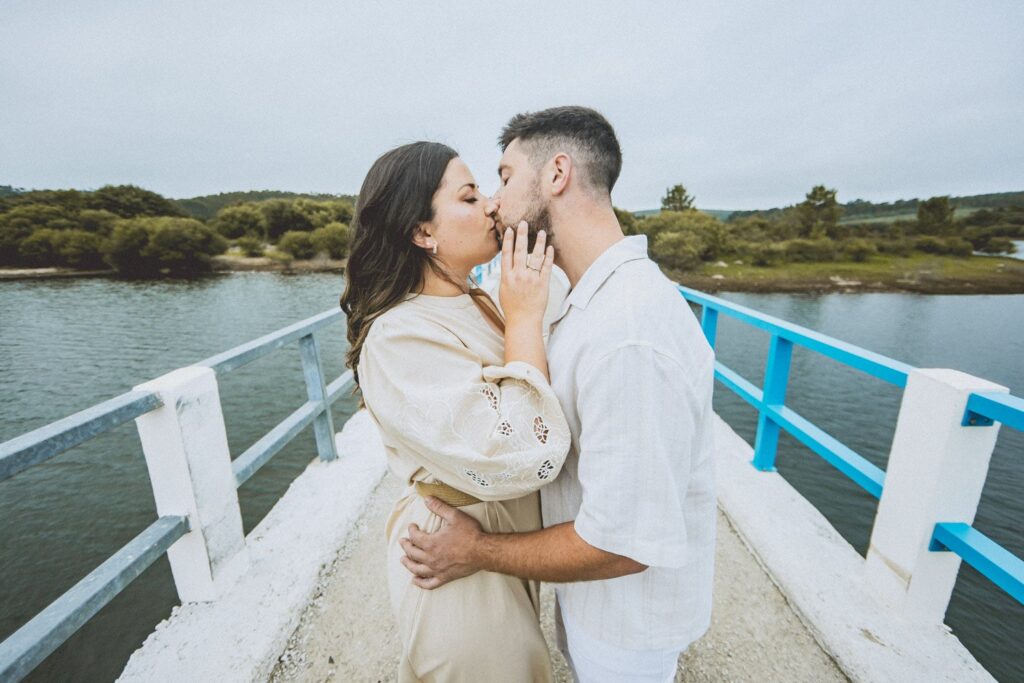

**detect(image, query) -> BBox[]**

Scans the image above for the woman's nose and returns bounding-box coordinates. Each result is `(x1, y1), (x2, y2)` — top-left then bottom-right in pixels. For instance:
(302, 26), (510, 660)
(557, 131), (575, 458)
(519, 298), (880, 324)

(485, 196), (500, 216)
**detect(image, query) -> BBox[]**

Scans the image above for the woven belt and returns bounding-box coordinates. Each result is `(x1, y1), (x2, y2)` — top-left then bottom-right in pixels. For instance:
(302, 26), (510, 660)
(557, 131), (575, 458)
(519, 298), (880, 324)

(414, 480), (482, 507)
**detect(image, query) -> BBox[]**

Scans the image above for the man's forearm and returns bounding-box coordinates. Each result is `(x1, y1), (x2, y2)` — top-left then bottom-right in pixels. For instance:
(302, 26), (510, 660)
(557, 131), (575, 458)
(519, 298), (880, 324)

(472, 521), (646, 582)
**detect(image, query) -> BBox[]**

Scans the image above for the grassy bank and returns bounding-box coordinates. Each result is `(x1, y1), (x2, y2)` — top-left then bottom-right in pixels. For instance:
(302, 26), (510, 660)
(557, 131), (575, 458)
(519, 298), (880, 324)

(676, 254), (1024, 294)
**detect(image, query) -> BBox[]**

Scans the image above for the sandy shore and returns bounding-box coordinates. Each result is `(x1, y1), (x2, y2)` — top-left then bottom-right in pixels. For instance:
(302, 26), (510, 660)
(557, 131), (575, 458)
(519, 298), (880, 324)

(268, 474), (847, 682)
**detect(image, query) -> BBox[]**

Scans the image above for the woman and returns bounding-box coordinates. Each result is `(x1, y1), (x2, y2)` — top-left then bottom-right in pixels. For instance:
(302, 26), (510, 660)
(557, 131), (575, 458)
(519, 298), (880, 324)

(340, 141), (571, 682)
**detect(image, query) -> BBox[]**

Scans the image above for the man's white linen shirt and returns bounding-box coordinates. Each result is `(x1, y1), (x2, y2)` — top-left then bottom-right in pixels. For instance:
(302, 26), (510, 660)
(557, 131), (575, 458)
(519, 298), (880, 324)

(542, 235), (716, 651)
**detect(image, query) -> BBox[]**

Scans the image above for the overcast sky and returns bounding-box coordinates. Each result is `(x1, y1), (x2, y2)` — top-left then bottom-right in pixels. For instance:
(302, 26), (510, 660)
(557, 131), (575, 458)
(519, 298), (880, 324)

(1, 1), (1022, 210)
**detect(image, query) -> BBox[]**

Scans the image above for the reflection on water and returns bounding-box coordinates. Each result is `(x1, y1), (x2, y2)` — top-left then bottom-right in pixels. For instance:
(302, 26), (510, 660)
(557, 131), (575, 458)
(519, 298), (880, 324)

(1, 276), (1021, 682)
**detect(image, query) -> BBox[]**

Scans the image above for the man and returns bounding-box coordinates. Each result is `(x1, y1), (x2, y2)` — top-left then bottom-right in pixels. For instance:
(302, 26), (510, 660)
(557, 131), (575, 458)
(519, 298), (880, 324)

(400, 106), (716, 682)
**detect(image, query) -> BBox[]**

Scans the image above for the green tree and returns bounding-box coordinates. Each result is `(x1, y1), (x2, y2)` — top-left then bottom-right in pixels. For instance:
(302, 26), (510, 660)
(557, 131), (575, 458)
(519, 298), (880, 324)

(104, 217), (226, 276)
(103, 221), (154, 275)
(18, 229), (63, 266)
(634, 210), (731, 260)
(235, 236), (265, 257)
(661, 184), (695, 212)
(77, 209), (119, 235)
(57, 230), (106, 268)
(85, 185), (185, 218)
(917, 196), (954, 235)
(795, 185), (842, 239)
(0, 204), (77, 264)
(261, 200), (315, 239)
(277, 230), (316, 259)
(651, 231), (702, 271)
(212, 204), (267, 239)
(841, 238), (878, 262)
(143, 218), (227, 273)
(310, 222), (351, 259)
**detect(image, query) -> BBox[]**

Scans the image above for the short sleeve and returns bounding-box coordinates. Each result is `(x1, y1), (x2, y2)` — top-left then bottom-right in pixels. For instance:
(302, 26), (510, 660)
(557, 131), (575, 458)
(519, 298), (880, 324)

(572, 344), (705, 567)
(358, 315), (570, 501)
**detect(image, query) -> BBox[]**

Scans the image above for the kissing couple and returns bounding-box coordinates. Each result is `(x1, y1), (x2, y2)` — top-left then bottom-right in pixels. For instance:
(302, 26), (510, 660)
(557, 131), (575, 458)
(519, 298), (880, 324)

(340, 105), (716, 682)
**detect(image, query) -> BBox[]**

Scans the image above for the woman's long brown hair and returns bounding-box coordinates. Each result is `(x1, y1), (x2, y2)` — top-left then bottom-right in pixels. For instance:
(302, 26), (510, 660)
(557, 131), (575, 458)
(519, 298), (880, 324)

(340, 141), (504, 391)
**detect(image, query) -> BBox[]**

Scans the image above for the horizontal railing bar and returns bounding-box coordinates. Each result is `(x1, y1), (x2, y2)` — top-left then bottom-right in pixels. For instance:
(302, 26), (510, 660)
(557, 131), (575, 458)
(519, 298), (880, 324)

(714, 361), (763, 409)
(0, 390), (162, 484)
(0, 515), (190, 681)
(198, 309), (343, 375)
(963, 391), (1024, 431)
(678, 286), (913, 387)
(325, 370), (356, 405)
(765, 404), (886, 498)
(232, 400), (322, 487)
(930, 522), (1024, 605)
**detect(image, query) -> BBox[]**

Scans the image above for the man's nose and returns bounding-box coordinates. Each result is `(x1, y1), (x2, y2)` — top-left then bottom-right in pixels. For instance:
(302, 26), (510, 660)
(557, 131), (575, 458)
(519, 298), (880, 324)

(485, 196), (500, 216)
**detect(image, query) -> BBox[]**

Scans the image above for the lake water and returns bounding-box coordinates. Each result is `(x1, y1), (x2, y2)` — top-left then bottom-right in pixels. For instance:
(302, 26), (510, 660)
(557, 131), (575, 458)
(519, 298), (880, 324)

(1, 274), (1021, 682)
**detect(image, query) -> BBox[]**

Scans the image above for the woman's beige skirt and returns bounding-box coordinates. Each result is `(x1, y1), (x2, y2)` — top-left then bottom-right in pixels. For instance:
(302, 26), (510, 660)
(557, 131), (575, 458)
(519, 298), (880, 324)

(385, 488), (554, 683)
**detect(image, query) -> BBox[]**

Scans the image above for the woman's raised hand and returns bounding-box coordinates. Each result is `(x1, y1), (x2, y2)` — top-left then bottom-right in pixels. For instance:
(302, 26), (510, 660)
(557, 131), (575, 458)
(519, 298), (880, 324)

(498, 220), (555, 325)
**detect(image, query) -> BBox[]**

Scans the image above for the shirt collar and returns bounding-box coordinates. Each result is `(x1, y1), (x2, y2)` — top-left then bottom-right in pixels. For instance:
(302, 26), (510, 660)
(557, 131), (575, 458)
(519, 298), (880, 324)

(552, 235), (649, 323)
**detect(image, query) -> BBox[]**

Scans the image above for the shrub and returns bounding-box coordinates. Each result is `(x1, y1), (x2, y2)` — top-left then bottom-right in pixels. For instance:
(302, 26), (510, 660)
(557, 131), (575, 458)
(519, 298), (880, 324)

(782, 238), (835, 262)
(876, 239), (913, 256)
(84, 184), (185, 218)
(310, 222), (351, 259)
(104, 217), (227, 276)
(235, 236), (265, 257)
(261, 200), (314, 239)
(651, 231), (702, 271)
(18, 229), (63, 266)
(942, 237), (973, 257)
(22, 229), (105, 268)
(213, 205), (267, 240)
(749, 242), (784, 266)
(978, 237), (1016, 255)
(914, 235), (973, 257)
(841, 238), (878, 262)
(277, 230), (316, 259)
(77, 209), (119, 236)
(637, 210), (731, 260)
(143, 218), (228, 273)
(103, 221), (154, 275)
(57, 230), (106, 268)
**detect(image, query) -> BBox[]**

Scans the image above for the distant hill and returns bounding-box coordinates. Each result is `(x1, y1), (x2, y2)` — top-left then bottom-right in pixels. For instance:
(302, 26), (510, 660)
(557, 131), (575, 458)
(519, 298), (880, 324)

(173, 190), (357, 220)
(632, 208), (737, 221)
(728, 190), (1024, 223)
(0, 185), (24, 198)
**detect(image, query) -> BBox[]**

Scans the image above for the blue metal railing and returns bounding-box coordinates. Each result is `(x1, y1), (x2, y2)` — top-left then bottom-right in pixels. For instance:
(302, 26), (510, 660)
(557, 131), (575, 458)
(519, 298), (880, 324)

(931, 390), (1024, 604)
(679, 285), (910, 498)
(677, 285), (1023, 607)
(0, 309), (353, 681)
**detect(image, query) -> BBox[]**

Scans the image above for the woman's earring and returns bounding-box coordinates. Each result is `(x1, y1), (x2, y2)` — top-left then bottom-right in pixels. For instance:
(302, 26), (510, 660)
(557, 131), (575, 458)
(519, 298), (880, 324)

(431, 241), (438, 255)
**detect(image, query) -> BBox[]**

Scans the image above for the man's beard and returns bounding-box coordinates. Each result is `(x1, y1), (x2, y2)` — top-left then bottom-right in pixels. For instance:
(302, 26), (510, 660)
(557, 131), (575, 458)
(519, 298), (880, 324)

(499, 186), (554, 252)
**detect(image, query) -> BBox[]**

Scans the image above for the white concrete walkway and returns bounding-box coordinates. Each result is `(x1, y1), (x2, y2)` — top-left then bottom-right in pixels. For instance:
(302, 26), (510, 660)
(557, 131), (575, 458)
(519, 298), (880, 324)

(268, 473), (847, 682)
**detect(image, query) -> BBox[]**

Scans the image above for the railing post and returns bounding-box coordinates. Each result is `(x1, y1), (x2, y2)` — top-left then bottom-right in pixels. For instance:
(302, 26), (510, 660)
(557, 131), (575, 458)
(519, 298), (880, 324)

(752, 334), (793, 471)
(700, 306), (719, 348)
(299, 333), (338, 462)
(864, 368), (1008, 623)
(133, 366), (249, 602)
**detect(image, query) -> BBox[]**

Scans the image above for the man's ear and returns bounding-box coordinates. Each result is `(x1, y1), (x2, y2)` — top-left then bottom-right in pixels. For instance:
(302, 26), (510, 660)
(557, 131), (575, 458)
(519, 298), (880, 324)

(549, 153), (572, 197)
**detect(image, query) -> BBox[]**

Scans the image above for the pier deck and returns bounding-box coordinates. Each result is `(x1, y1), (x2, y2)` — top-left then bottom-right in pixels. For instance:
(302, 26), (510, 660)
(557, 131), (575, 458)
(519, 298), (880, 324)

(268, 473), (847, 682)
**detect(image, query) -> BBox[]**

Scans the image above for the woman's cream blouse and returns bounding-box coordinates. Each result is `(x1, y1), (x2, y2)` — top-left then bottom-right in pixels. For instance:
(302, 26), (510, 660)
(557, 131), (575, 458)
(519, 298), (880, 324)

(357, 292), (570, 501)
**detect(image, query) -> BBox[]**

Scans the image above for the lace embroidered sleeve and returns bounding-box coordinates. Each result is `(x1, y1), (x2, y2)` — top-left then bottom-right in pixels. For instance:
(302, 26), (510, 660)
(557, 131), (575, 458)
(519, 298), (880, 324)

(357, 317), (570, 501)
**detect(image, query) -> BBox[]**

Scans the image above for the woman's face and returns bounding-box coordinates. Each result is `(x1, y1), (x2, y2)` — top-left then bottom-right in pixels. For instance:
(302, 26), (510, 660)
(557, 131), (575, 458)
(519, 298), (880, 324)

(424, 157), (501, 271)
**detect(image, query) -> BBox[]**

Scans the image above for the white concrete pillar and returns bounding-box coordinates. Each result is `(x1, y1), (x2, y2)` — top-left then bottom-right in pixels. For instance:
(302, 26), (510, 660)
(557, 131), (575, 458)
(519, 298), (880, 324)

(133, 366), (249, 602)
(865, 368), (1007, 624)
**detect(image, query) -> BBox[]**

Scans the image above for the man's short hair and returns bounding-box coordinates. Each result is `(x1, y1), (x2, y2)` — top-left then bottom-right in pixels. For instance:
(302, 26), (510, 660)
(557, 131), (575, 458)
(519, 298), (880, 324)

(499, 106), (622, 196)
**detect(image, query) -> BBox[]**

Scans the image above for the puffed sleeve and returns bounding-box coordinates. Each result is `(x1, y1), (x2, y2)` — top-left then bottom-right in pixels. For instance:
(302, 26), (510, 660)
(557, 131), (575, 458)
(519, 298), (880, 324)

(357, 315), (570, 501)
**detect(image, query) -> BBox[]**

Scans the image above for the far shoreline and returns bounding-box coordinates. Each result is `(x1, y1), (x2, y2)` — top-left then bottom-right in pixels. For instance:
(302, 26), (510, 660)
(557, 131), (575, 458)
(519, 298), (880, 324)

(3, 254), (1023, 295)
